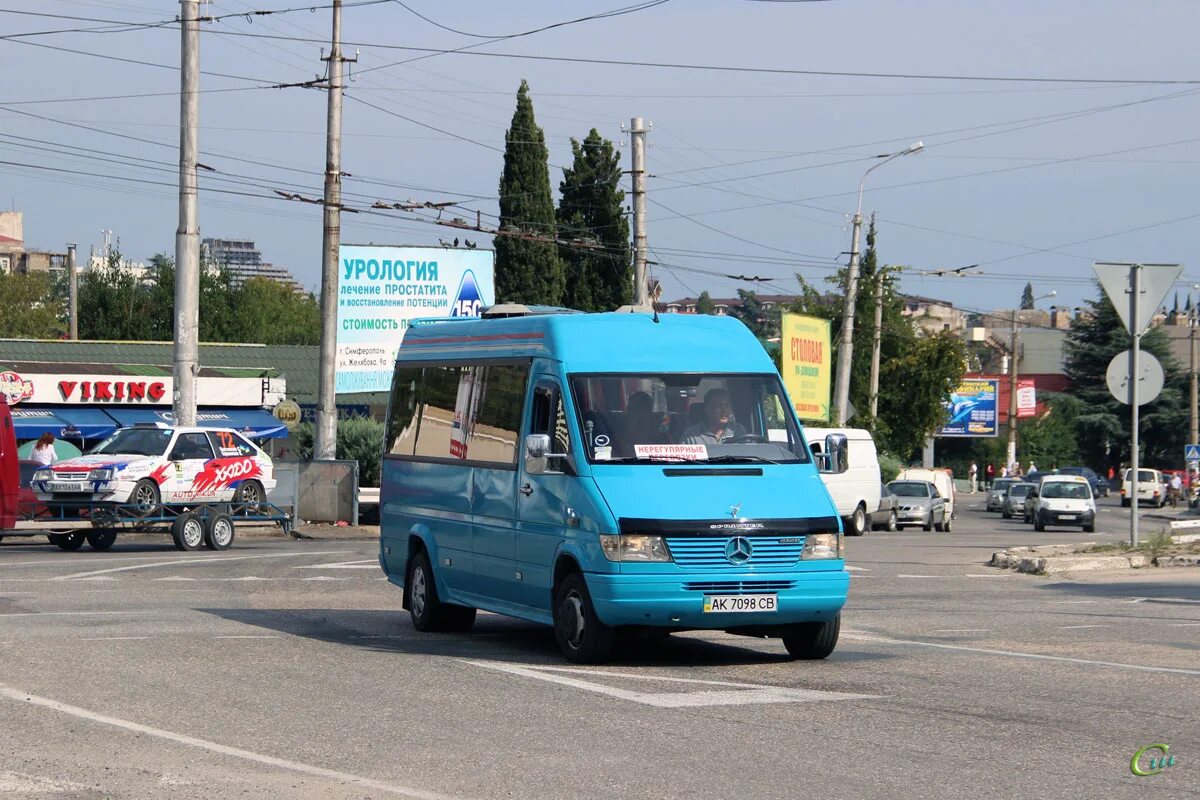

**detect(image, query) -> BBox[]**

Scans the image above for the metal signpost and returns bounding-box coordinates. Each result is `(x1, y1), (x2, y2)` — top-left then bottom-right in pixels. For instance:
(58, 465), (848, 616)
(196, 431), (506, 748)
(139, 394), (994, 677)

(1094, 262), (1183, 547)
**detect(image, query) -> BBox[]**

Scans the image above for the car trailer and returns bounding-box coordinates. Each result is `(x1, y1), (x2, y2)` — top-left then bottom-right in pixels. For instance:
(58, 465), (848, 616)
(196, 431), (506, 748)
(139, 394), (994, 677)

(7, 500), (293, 552)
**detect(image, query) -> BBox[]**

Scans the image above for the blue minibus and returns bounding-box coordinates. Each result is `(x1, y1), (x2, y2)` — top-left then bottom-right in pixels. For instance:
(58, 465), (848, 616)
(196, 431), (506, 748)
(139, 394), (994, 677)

(379, 307), (849, 662)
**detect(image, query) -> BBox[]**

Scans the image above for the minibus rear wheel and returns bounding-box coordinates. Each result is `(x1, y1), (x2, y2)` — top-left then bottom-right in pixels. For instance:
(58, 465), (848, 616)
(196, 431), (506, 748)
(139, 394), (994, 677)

(783, 614), (840, 660)
(407, 550), (476, 633)
(553, 572), (614, 664)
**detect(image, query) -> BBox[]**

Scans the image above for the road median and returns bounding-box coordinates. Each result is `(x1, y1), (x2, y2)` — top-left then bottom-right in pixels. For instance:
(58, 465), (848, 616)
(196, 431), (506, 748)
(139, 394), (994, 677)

(990, 532), (1200, 575)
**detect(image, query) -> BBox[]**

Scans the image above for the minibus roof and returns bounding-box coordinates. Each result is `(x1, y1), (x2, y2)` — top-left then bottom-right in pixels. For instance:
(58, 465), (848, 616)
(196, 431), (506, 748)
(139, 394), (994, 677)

(399, 311), (774, 373)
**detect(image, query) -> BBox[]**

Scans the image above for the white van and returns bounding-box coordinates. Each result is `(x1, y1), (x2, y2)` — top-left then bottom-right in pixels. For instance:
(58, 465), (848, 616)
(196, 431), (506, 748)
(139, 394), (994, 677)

(1121, 468), (1164, 508)
(894, 467), (956, 531)
(805, 427), (882, 537)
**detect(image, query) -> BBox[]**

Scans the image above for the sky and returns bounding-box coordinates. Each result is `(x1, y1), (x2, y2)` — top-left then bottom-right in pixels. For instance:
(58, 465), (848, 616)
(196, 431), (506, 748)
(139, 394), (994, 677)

(2, 0), (1199, 320)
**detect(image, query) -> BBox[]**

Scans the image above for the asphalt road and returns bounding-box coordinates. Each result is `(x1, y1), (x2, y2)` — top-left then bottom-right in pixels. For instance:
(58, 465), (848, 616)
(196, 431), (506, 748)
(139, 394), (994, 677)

(1, 498), (1196, 800)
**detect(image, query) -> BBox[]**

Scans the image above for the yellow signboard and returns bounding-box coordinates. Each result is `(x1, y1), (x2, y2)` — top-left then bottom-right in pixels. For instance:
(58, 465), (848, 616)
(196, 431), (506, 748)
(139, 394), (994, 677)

(781, 313), (832, 422)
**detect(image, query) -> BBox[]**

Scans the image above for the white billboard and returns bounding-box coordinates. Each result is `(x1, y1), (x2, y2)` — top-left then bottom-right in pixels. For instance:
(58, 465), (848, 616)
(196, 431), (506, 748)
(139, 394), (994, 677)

(335, 244), (495, 394)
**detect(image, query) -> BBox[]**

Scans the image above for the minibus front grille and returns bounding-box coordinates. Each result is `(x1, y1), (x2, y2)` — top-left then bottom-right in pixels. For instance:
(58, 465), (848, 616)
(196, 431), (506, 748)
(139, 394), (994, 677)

(682, 580), (796, 592)
(665, 537), (804, 568)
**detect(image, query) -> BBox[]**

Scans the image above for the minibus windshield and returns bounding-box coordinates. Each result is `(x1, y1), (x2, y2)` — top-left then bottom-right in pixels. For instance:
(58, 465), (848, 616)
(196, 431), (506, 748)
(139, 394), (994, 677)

(570, 373), (810, 464)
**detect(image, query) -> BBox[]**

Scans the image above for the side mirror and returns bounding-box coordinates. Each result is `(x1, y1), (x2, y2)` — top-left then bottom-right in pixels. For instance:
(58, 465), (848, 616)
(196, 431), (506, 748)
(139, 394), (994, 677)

(525, 433), (551, 475)
(824, 433), (849, 474)
(525, 433), (571, 475)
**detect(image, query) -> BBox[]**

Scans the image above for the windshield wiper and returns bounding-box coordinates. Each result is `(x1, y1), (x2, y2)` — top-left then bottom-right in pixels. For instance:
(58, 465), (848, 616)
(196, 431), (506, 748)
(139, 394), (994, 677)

(600, 456), (704, 464)
(702, 454), (780, 465)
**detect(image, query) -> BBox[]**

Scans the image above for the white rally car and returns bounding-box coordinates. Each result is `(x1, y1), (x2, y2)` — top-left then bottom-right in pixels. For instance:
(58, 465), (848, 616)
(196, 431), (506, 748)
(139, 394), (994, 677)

(34, 424), (276, 513)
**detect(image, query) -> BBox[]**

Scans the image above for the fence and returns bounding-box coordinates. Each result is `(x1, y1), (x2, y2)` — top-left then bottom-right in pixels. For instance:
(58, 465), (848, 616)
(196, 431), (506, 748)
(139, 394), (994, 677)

(269, 460), (359, 525)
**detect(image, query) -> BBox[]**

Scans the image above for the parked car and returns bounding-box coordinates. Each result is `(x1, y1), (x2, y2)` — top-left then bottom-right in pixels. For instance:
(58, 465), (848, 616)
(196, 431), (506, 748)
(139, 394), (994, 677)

(986, 477), (1019, 512)
(894, 468), (956, 528)
(1025, 474), (1096, 532)
(1001, 481), (1034, 519)
(33, 424), (275, 514)
(887, 479), (947, 532)
(870, 481), (898, 531)
(1121, 468), (1164, 508)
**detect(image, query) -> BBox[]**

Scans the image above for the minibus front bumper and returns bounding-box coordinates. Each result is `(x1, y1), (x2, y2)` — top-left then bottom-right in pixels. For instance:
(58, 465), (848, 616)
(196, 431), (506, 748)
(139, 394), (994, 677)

(585, 568), (850, 628)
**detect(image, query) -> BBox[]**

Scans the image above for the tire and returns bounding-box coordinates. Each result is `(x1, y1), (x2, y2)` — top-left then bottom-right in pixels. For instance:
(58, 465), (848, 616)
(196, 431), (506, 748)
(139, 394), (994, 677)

(236, 480), (265, 512)
(1034, 513), (1046, 533)
(85, 530), (117, 551)
(130, 479), (161, 517)
(1083, 522), (1095, 533)
(885, 510), (897, 532)
(922, 514), (933, 532)
(934, 520), (944, 532)
(204, 513), (235, 551)
(171, 511), (205, 551)
(783, 613), (840, 660)
(48, 531), (85, 551)
(1121, 498), (1130, 507)
(407, 550), (476, 633)
(943, 517), (952, 533)
(845, 504), (867, 537)
(1002, 510), (1012, 519)
(552, 571), (615, 664)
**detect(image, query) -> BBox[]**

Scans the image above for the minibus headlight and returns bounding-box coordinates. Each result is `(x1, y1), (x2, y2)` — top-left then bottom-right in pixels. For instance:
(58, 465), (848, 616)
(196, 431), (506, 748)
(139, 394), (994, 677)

(88, 468), (113, 482)
(802, 532), (841, 560)
(599, 534), (672, 562)
(33, 469), (52, 482)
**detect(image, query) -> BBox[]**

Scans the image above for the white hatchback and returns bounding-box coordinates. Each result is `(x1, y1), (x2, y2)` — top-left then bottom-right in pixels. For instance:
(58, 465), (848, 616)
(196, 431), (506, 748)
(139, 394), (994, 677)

(34, 425), (276, 513)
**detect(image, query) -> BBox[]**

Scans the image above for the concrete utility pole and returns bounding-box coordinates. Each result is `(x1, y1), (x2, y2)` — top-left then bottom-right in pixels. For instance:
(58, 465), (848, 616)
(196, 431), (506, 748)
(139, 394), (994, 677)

(867, 252), (888, 421)
(1006, 309), (1020, 471)
(173, 0), (200, 426)
(1190, 302), (1198, 447)
(630, 117), (648, 306)
(1129, 265), (1142, 547)
(833, 141), (922, 426)
(66, 243), (78, 340)
(315, 0), (348, 460)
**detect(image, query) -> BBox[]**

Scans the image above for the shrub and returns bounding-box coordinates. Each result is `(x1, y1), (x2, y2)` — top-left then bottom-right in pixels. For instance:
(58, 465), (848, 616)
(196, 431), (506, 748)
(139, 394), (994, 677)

(291, 417), (384, 487)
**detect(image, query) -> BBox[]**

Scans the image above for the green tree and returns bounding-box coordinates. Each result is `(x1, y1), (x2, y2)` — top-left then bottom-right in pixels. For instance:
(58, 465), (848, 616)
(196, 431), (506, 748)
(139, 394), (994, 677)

(731, 289), (771, 339)
(876, 332), (967, 458)
(1064, 285), (1185, 468)
(557, 129), (630, 311)
(695, 290), (716, 315)
(0, 272), (65, 338)
(1020, 282), (1035, 310)
(495, 80), (563, 305)
(1016, 393), (1083, 468)
(225, 278), (321, 345)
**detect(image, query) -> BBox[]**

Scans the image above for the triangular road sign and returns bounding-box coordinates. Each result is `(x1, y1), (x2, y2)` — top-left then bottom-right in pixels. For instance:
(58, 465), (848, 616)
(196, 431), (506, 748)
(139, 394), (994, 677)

(1094, 262), (1184, 336)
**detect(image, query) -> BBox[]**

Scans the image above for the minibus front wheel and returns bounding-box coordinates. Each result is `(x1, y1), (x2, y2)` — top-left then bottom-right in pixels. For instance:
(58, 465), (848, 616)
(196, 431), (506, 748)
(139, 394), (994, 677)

(553, 572), (614, 664)
(782, 614), (840, 660)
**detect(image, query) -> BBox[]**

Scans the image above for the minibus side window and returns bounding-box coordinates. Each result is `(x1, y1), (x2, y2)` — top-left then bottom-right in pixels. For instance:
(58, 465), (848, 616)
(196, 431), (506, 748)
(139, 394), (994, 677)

(385, 365), (423, 455)
(413, 365), (467, 459)
(529, 382), (570, 473)
(466, 364), (529, 465)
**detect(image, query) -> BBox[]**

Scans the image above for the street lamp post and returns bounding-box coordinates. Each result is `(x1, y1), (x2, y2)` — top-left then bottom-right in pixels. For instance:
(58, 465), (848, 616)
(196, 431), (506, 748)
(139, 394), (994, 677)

(1006, 290), (1056, 471)
(833, 141), (923, 426)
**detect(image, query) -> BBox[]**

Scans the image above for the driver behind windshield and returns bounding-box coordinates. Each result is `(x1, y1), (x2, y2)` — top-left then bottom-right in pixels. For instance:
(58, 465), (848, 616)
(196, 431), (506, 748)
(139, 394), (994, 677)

(681, 388), (746, 445)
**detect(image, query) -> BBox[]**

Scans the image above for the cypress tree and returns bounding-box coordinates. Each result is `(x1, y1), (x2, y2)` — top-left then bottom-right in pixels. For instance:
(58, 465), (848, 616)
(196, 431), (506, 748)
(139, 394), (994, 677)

(495, 80), (564, 305)
(557, 129), (631, 311)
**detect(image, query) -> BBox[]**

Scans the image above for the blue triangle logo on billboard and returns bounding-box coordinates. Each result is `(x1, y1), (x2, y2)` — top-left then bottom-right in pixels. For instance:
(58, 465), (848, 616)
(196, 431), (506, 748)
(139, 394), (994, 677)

(451, 269), (486, 317)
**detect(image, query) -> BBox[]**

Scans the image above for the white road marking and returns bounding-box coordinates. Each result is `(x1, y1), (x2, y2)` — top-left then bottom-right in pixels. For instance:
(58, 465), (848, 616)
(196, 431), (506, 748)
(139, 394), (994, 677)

(843, 631), (1200, 675)
(297, 559), (378, 570)
(0, 618), (150, 623)
(1167, 622), (1200, 626)
(83, 636), (149, 641)
(931, 629), (990, 633)
(1058, 624), (1105, 630)
(214, 635), (279, 639)
(0, 683), (464, 800)
(56, 550), (353, 581)
(464, 660), (877, 708)
(152, 577), (197, 582)
(301, 576), (351, 581)
(844, 565), (869, 572)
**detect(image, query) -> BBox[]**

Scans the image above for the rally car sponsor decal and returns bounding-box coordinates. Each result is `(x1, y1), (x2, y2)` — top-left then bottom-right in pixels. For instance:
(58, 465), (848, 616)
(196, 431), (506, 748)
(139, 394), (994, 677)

(149, 463), (172, 485)
(189, 457), (262, 497)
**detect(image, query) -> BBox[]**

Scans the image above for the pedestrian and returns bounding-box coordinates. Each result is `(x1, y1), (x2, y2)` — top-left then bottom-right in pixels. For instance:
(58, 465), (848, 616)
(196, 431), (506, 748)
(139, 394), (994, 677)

(986, 463), (995, 490)
(1028, 460), (1037, 475)
(1169, 472), (1183, 508)
(1000, 464), (1009, 479)
(31, 432), (56, 466)
(969, 461), (978, 493)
